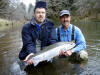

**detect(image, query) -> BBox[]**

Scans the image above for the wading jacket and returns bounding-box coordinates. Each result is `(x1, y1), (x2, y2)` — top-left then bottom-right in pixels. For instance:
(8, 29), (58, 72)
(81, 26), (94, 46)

(19, 17), (57, 60)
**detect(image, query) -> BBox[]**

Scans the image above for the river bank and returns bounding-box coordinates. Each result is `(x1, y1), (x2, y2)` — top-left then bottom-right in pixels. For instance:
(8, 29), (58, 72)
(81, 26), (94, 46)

(0, 18), (25, 32)
(0, 17), (99, 32)
(50, 16), (100, 27)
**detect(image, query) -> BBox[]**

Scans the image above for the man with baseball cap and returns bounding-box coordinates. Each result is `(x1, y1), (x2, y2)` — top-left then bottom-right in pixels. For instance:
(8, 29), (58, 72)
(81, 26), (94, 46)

(19, 1), (57, 65)
(57, 10), (88, 61)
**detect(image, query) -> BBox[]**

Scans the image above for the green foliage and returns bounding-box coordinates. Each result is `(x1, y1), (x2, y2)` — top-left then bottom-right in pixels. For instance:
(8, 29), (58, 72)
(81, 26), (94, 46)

(0, 0), (7, 9)
(73, 0), (100, 21)
(0, 0), (9, 18)
(47, 0), (74, 18)
(45, 0), (100, 21)
(0, 0), (99, 22)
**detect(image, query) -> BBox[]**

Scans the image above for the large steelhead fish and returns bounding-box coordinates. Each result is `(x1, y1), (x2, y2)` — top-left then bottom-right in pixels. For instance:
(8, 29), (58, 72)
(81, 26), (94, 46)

(26, 42), (75, 66)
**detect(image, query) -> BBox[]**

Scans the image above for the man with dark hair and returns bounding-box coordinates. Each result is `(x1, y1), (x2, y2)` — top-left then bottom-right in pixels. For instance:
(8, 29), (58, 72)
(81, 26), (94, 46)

(19, 1), (57, 65)
(57, 10), (88, 61)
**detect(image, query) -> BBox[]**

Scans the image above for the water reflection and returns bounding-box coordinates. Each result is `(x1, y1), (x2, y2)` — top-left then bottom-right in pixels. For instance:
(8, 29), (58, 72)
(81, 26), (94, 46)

(10, 58), (87, 75)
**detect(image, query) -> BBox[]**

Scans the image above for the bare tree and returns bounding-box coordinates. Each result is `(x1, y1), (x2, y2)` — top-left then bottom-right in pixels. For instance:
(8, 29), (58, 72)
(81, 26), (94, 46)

(0, 0), (9, 18)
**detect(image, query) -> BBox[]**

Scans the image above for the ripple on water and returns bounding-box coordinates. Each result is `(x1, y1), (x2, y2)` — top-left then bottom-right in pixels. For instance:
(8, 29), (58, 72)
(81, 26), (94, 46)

(10, 61), (27, 75)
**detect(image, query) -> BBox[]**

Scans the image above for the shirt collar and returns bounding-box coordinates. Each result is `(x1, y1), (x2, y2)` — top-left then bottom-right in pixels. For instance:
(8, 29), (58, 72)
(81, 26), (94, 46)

(61, 24), (72, 32)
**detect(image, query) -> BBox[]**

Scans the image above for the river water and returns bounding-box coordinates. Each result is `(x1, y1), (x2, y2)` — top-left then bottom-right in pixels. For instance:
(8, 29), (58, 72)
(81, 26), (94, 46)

(0, 21), (100, 75)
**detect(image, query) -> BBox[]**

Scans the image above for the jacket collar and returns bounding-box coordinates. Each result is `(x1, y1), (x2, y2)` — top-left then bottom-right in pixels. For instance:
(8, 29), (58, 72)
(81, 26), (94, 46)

(30, 17), (50, 26)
